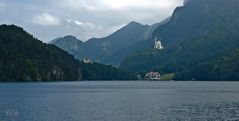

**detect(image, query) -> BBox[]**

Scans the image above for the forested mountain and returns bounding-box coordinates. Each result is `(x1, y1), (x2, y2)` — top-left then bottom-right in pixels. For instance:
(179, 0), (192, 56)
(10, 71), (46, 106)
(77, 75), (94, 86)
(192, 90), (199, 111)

(77, 21), (149, 63)
(102, 18), (171, 66)
(121, 0), (239, 81)
(0, 25), (137, 81)
(50, 21), (163, 66)
(49, 35), (84, 59)
(0, 25), (81, 81)
(175, 48), (239, 81)
(153, 0), (239, 47)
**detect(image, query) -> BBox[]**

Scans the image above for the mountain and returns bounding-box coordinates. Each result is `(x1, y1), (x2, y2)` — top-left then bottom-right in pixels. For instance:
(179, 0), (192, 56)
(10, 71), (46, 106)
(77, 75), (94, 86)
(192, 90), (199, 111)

(50, 21), (165, 66)
(49, 35), (84, 59)
(79, 21), (150, 62)
(153, 0), (239, 47)
(101, 18), (171, 66)
(0, 25), (137, 81)
(0, 25), (81, 81)
(120, 0), (239, 81)
(101, 21), (165, 66)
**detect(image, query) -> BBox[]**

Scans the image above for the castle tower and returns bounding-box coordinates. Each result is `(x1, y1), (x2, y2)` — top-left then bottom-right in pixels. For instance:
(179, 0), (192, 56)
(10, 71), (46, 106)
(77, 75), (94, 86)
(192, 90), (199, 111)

(154, 37), (164, 50)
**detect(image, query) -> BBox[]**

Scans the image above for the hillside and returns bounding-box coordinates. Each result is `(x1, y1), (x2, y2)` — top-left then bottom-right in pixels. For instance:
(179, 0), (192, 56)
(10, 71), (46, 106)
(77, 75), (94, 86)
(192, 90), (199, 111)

(49, 35), (84, 59)
(0, 25), (81, 81)
(0, 25), (137, 81)
(102, 19), (170, 66)
(79, 62), (137, 80)
(175, 48), (239, 81)
(50, 21), (163, 66)
(120, 0), (239, 81)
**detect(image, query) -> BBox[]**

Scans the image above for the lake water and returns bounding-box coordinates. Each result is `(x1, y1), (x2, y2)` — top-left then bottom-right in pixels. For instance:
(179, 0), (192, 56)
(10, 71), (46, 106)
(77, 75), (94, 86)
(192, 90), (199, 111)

(1, 81), (239, 121)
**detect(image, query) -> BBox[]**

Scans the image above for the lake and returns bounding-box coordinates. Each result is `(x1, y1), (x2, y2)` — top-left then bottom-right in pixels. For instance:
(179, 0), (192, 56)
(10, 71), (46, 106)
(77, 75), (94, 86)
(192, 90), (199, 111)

(1, 81), (239, 121)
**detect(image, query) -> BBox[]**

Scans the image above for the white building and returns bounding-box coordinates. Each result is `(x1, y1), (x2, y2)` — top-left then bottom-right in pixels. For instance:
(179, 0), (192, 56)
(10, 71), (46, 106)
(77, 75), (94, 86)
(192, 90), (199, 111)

(83, 58), (93, 64)
(145, 72), (161, 80)
(154, 37), (164, 50)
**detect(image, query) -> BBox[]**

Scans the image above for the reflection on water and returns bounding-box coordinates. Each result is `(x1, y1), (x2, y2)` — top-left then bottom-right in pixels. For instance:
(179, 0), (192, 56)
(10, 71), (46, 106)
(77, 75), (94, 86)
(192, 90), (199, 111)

(0, 81), (239, 121)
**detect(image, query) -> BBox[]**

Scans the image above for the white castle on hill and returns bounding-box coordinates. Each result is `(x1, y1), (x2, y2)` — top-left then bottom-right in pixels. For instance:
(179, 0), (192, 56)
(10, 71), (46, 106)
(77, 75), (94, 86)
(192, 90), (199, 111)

(83, 58), (93, 64)
(154, 37), (164, 50)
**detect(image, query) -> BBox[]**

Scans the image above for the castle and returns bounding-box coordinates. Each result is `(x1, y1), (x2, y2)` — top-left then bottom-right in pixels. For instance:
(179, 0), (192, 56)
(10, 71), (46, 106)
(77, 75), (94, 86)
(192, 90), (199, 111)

(154, 37), (164, 50)
(83, 58), (93, 64)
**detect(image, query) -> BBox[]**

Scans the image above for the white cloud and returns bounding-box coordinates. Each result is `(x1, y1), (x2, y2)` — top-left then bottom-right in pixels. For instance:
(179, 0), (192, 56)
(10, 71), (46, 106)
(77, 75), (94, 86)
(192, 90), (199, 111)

(0, 0), (183, 42)
(73, 20), (83, 26)
(66, 19), (107, 40)
(56, 0), (99, 11)
(32, 12), (61, 26)
(67, 19), (101, 29)
(55, 0), (183, 25)
(57, 0), (182, 11)
(101, 0), (181, 10)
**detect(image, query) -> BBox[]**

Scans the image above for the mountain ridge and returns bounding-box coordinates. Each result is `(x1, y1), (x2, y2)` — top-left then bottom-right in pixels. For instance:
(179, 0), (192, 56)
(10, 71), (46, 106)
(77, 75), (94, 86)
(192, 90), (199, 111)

(120, 0), (239, 81)
(50, 21), (163, 65)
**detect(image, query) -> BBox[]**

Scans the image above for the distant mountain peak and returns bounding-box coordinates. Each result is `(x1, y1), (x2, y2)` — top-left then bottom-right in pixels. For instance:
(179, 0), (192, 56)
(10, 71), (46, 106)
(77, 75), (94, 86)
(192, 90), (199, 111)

(64, 35), (77, 39)
(127, 21), (142, 26)
(49, 35), (83, 44)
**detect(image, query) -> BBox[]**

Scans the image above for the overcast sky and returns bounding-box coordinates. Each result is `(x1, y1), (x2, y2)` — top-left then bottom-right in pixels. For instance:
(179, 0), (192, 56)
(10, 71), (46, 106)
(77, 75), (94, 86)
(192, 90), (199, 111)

(0, 0), (183, 42)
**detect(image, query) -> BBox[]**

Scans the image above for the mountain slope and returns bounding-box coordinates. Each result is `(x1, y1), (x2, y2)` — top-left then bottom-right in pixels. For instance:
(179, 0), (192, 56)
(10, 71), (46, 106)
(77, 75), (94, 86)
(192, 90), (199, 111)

(153, 0), (239, 47)
(78, 21), (150, 61)
(0, 25), (81, 81)
(121, 0), (239, 81)
(49, 35), (84, 59)
(182, 48), (239, 81)
(50, 21), (163, 65)
(0, 25), (137, 81)
(101, 19), (170, 66)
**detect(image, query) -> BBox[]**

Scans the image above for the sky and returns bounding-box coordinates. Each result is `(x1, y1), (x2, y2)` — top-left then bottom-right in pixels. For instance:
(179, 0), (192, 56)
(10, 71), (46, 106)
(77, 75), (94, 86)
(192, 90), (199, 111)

(0, 0), (183, 42)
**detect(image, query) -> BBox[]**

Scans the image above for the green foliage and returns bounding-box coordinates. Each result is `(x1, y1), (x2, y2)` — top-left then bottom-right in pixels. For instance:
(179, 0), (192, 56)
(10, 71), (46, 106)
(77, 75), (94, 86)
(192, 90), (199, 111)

(0, 25), (81, 82)
(160, 73), (175, 81)
(79, 62), (137, 80)
(0, 25), (137, 81)
(120, 0), (239, 81)
(176, 49), (239, 81)
(121, 27), (239, 81)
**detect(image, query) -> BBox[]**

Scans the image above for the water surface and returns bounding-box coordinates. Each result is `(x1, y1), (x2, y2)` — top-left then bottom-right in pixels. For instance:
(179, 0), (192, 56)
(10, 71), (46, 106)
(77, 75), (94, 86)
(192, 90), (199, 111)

(1, 81), (239, 121)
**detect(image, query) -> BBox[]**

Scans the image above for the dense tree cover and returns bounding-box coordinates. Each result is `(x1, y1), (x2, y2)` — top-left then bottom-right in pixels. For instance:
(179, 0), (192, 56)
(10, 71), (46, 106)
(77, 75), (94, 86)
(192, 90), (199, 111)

(0, 25), (81, 81)
(121, 49), (165, 73)
(121, 25), (239, 81)
(175, 49), (239, 81)
(0, 25), (137, 82)
(79, 62), (137, 80)
(120, 0), (239, 81)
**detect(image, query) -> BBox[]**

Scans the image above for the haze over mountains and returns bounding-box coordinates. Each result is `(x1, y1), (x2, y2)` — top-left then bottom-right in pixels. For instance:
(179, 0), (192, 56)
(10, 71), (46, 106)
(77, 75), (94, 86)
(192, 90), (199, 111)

(49, 21), (165, 65)
(121, 0), (239, 80)
(50, 0), (239, 81)
(0, 25), (136, 81)
(1, 0), (237, 81)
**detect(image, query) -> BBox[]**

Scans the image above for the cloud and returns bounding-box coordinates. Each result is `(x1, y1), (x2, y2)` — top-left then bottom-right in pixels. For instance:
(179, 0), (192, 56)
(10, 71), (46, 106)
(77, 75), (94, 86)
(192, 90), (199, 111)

(56, 0), (182, 11)
(66, 19), (108, 40)
(32, 12), (61, 26)
(0, 0), (183, 42)
(0, 2), (6, 11)
(101, 0), (181, 10)
(55, 0), (183, 25)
